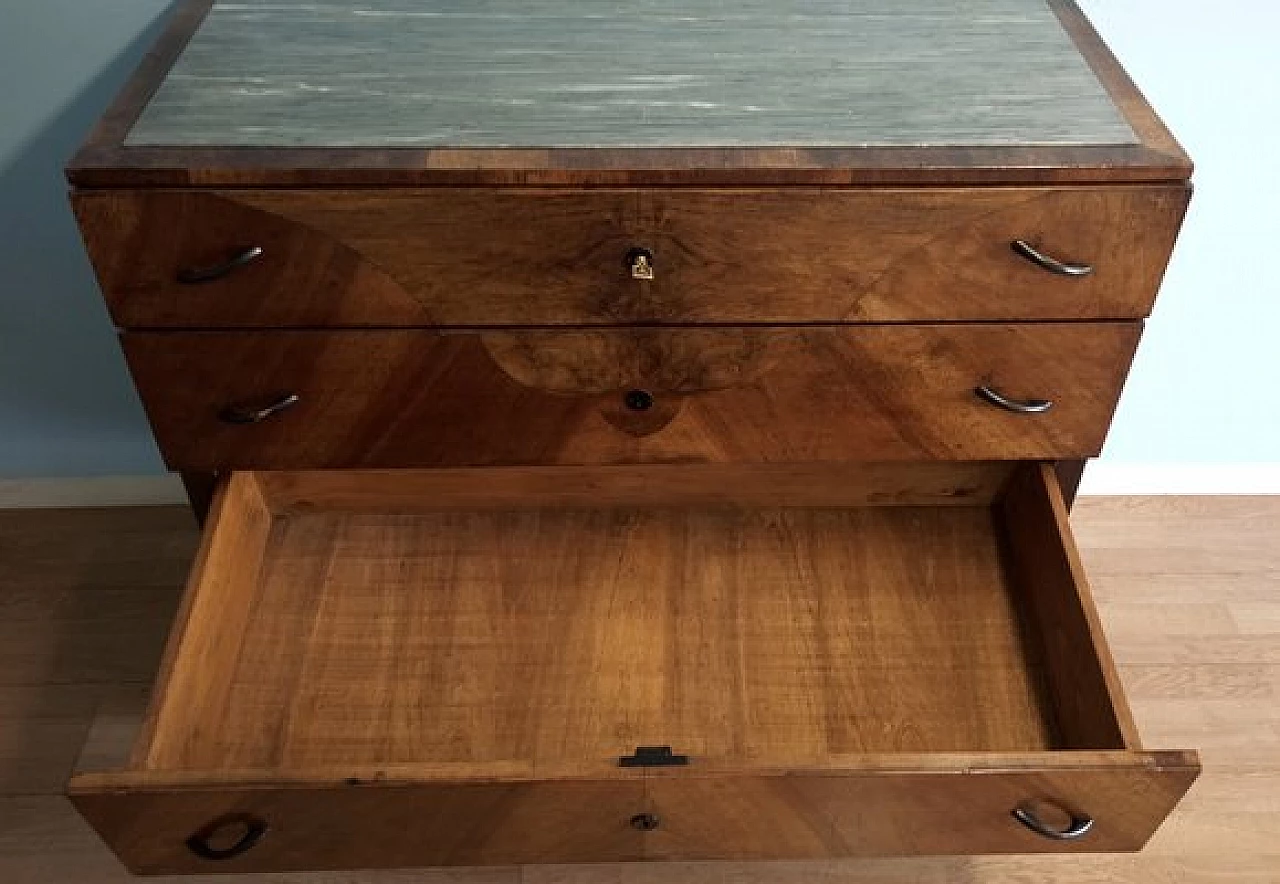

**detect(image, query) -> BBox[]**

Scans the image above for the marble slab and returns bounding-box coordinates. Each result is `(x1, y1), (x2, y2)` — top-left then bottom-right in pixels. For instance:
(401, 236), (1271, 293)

(126, 0), (1137, 149)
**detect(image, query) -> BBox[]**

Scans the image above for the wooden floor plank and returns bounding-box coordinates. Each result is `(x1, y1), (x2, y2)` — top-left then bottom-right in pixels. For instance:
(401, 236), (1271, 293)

(0, 685), (99, 795)
(0, 497), (1277, 880)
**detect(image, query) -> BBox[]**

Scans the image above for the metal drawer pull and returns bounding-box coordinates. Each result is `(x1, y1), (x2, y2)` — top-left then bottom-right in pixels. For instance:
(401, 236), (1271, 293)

(625, 247), (655, 280)
(186, 813), (268, 860)
(219, 393), (300, 425)
(177, 245), (265, 284)
(1011, 239), (1093, 277)
(1012, 803), (1094, 841)
(975, 385), (1053, 414)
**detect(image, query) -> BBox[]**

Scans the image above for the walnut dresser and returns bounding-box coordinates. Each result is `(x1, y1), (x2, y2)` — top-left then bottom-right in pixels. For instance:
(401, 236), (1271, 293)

(65, 0), (1195, 875)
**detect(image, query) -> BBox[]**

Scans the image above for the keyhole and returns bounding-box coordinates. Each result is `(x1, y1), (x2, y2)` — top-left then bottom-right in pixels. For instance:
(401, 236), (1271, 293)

(630, 813), (660, 831)
(624, 389), (654, 411)
(625, 247), (655, 280)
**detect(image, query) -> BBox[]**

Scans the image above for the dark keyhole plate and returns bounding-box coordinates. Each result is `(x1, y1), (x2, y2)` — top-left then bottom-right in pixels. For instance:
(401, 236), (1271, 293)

(630, 813), (661, 831)
(624, 389), (655, 411)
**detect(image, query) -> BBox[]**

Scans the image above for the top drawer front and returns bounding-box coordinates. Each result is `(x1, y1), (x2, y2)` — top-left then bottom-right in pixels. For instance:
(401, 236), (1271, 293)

(76, 186), (1187, 328)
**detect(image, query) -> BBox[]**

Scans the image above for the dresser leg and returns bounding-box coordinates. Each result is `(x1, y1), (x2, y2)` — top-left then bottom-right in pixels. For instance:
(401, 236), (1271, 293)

(1054, 460), (1086, 511)
(179, 471), (218, 526)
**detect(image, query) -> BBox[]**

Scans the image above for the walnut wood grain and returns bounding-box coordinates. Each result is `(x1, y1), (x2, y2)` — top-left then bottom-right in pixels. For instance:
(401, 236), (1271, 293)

(69, 755), (1197, 873)
(71, 190), (424, 327)
(255, 462), (1019, 512)
(999, 464), (1145, 749)
(125, 474), (271, 768)
(643, 760), (1198, 859)
(140, 479), (1054, 771)
(66, 0), (1190, 187)
(126, 466), (1135, 772)
(120, 324), (1141, 471)
(59, 1), (1196, 872)
(72, 777), (647, 874)
(66, 466), (1197, 872)
(1054, 459), (1088, 510)
(16, 498), (1265, 881)
(177, 471), (216, 525)
(77, 186), (1187, 326)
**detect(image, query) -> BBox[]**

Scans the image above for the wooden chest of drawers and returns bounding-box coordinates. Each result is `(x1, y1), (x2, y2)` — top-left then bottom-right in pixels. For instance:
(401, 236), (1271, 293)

(66, 0), (1195, 875)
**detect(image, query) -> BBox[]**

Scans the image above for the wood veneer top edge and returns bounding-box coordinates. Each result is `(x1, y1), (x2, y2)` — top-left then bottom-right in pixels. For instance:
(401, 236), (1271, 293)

(1048, 0), (1192, 177)
(66, 0), (215, 182)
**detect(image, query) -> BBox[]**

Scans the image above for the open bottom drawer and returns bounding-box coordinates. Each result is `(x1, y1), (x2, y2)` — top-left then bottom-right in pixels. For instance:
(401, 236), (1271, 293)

(70, 463), (1197, 874)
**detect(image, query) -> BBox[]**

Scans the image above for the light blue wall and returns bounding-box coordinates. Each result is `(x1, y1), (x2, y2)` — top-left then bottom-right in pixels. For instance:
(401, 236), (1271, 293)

(0, 0), (175, 476)
(1079, 0), (1280, 462)
(0, 0), (1275, 477)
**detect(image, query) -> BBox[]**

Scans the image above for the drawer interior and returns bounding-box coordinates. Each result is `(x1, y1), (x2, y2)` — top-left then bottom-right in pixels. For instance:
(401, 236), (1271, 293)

(126, 462), (1133, 777)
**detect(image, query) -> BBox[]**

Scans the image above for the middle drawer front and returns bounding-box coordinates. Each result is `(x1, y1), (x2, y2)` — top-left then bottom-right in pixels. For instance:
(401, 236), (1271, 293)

(124, 324), (1139, 471)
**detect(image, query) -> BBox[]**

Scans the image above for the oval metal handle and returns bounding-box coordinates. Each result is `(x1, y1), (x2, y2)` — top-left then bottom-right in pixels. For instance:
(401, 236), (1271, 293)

(975, 385), (1053, 414)
(186, 813), (268, 860)
(218, 393), (300, 425)
(1011, 240), (1093, 277)
(625, 247), (654, 280)
(1012, 804), (1094, 841)
(177, 245), (265, 284)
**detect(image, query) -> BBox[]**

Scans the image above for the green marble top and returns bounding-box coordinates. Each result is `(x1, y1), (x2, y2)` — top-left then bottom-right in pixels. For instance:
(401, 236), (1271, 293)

(126, 0), (1137, 149)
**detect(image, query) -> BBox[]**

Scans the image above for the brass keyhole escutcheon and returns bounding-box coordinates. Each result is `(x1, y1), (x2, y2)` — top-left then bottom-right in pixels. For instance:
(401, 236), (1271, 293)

(625, 247), (654, 280)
